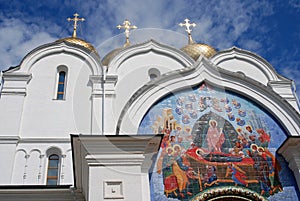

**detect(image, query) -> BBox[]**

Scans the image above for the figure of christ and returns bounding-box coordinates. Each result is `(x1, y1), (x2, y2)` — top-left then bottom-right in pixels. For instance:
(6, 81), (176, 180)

(206, 120), (225, 152)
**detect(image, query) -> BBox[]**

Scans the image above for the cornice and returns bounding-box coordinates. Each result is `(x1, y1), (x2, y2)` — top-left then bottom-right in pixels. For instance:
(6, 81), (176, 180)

(107, 39), (194, 74)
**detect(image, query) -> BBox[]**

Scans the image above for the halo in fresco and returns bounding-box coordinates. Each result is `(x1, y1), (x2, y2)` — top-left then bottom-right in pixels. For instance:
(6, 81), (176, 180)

(138, 83), (299, 201)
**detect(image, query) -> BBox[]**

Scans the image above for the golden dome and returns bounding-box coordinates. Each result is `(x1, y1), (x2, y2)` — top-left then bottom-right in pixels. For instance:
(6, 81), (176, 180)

(56, 37), (97, 53)
(101, 47), (124, 66)
(181, 43), (217, 60)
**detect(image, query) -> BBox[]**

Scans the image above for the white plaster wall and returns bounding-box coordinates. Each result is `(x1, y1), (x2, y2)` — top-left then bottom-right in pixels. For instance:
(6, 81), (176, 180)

(211, 48), (280, 86)
(0, 143), (18, 184)
(20, 53), (93, 138)
(60, 149), (74, 185)
(89, 166), (147, 201)
(216, 59), (269, 84)
(26, 150), (41, 184)
(0, 43), (100, 185)
(0, 95), (25, 136)
(11, 142), (73, 185)
(105, 51), (187, 134)
(11, 149), (27, 184)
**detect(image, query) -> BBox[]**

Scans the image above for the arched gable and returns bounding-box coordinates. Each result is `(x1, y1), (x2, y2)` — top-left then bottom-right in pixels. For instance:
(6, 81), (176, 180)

(117, 56), (300, 136)
(3, 41), (103, 137)
(211, 47), (299, 111)
(107, 39), (194, 75)
(103, 40), (194, 134)
(211, 47), (287, 85)
(11, 41), (102, 75)
(127, 56), (300, 200)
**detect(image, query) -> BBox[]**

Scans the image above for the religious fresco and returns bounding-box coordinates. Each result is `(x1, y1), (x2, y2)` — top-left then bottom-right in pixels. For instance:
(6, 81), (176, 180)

(138, 83), (299, 201)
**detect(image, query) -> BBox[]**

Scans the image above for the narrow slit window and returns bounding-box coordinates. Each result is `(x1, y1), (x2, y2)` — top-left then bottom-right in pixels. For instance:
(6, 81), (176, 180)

(46, 154), (60, 185)
(57, 71), (66, 100)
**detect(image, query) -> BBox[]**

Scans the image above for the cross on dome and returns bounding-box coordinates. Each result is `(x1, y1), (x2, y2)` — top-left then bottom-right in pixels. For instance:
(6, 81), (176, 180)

(179, 18), (196, 44)
(117, 19), (137, 47)
(67, 13), (85, 38)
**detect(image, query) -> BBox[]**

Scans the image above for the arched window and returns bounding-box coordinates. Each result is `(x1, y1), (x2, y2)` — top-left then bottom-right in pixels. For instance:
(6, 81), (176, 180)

(56, 71), (66, 100)
(46, 154), (60, 185)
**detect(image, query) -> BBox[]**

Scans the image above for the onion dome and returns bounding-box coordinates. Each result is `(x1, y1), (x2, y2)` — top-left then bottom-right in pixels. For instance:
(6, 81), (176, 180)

(58, 13), (98, 53)
(102, 19), (137, 67)
(101, 47), (124, 66)
(181, 43), (217, 60)
(56, 37), (97, 53)
(178, 18), (217, 60)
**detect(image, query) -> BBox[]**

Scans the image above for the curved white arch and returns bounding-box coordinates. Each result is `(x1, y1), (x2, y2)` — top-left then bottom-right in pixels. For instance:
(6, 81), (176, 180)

(29, 149), (42, 155)
(17, 41), (102, 75)
(15, 149), (28, 155)
(46, 146), (62, 157)
(211, 47), (287, 85)
(117, 56), (300, 136)
(107, 39), (194, 74)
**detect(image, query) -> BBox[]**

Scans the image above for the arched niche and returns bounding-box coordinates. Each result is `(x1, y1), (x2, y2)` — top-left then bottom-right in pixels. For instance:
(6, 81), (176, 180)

(135, 81), (299, 200)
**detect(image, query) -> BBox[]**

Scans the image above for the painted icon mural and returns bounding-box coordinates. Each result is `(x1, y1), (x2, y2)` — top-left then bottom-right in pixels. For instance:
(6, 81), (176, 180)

(138, 83), (299, 201)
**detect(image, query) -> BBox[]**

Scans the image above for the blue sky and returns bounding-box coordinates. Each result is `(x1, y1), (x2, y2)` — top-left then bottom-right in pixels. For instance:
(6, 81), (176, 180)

(0, 0), (299, 97)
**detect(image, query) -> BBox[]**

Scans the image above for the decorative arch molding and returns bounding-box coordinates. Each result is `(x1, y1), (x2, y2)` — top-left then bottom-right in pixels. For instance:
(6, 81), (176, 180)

(12, 149), (28, 184)
(46, 146), (62, 157)
(29, 148), (42, 155)
(57, 65), (68, 72)
(117, 56), (300, 136)
(107, 39), (194, 74)
(10, 41), (102, 75)
(15, 149), (28, 155)
(211, 47), (288, 85)
(191, 186), (267, 201)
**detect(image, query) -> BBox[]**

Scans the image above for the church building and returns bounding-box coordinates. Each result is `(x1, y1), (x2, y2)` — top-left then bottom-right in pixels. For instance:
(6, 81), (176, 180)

(0, 14), (300, 201)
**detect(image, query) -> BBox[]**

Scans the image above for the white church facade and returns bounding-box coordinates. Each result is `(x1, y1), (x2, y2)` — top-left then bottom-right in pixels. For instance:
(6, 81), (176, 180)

(0, 16), (300, 201)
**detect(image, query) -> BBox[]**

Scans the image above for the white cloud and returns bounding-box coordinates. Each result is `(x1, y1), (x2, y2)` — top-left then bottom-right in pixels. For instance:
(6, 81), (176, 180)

(0, 15), (56, 70)
(1, 0), (275, 58)
(239, 39), (262, 50)
(74, 0), (275, 55)
(289, 0), (300, 9)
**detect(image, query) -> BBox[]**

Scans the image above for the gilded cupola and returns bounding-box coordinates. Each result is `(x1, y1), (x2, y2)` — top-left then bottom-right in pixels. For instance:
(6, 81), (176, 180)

(57, 13), (98, 53)
(101, 19), (137, 66)
(179, 18), (217, 60)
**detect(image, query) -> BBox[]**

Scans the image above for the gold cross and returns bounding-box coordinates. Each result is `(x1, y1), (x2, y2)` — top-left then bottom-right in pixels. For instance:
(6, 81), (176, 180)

(117, 19), (137, 47)
(67, 13), (85, 38)
(179, 18), (196, 44)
